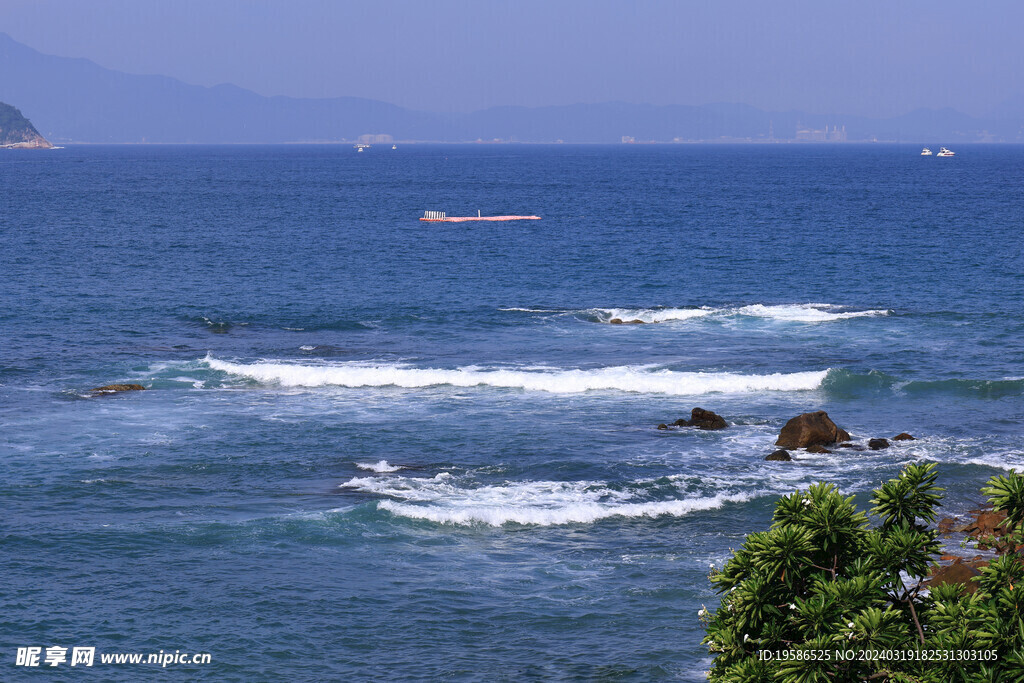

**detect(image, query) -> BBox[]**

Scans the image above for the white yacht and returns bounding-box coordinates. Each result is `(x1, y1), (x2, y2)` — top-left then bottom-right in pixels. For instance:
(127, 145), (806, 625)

(921, 147), (933, 156)
(937, 147), (955, 157)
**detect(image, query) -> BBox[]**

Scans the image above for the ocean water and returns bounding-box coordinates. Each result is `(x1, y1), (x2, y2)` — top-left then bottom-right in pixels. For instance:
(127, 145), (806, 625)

(2, 144), (1023, 680)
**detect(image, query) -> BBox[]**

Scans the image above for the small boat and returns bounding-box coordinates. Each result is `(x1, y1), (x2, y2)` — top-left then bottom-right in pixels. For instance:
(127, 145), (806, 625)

(921, 147), (933, 156)
(392, 144), (397, 150)
(937, 147), (955, 157)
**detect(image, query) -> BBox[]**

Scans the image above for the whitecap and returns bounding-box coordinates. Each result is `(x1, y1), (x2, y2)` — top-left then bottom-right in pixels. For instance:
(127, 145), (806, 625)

(204, 356), (828, 396)
(735, 303), (891, 322)
(588, 307), (715, 324)
(356, 460), (403, 473)
(341, 474), (752, 527)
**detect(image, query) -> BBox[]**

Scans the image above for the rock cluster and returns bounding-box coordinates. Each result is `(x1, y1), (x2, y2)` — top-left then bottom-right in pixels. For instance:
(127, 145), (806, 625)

(764, 411), (917, 461)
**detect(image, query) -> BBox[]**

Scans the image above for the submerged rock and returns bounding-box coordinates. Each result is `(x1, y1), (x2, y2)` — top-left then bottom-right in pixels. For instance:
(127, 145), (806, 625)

(805, 445), (832, 454)
(775, 411), (851, 449)
(868, 438), (890, 450)
(656, 423), (668, 430)
(609, 318), (645, 325)
(893, 433), (916, 441)
(765, 449), (792, 461)
(91, 384), (146, 393)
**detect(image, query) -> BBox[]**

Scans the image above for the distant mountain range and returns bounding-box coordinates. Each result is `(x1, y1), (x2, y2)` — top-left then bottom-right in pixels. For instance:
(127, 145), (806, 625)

(2, 32), (1022, 144)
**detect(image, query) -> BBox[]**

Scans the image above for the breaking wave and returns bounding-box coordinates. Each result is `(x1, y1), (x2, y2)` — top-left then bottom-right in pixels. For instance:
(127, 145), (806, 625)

(341, 473), (753, 527)
(565, 303), (891, 324)
(204, 356), (828, 395)
(356, 460), (404, 473)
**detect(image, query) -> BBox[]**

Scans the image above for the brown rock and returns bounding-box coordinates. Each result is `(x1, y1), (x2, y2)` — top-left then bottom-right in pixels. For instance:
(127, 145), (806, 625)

(926, 562), (981, 594)
(609, 318), (624, 324)
(837, 443), (865, 450)
(90, 384), (147, 393)
(937, 517), (957, 534)
(657, 423), (668, 430)
(775, 411), (851, 449)
(805, 445), (832, 454)
(765, 449), (792, 461)
(687, 408), (728, 430)
(868, 438), (890, 450)
(967, 510), (1008, 537)
(893, 433), (916, 441)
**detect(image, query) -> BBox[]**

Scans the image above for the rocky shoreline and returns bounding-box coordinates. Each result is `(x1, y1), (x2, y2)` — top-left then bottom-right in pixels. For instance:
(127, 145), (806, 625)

(655, 406), (1021, 592)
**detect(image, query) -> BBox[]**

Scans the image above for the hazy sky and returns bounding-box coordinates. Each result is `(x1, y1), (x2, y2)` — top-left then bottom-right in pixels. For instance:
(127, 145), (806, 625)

(2, 0), (1022, 117)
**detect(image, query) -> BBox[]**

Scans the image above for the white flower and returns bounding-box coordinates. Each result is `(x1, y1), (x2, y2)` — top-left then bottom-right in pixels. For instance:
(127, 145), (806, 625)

(848, 622), (855, 628)
(743, 634), (750, 642)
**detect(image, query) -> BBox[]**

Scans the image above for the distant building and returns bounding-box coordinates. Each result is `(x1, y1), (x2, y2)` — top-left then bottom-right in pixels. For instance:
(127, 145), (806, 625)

(795, 124), (847, 142)
(358, 133), (394, 144)
(621, 136), (636, 144)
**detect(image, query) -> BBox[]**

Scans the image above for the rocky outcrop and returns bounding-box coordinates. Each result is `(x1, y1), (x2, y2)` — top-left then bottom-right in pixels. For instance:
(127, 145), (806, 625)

(868, 438), (890, 450)
(765, 449), (792, 461)
(685, 408), (728, 430)
(805, 445), (832, 454)
(91, 384), (146, 393)
(659, 408), (728, 431)
(775, 411), (851, 449)
(893, 433), (916, 441)
(0, 102), (53, 149)
(925, 560), (983, 594)
(609, 318), (644, 325)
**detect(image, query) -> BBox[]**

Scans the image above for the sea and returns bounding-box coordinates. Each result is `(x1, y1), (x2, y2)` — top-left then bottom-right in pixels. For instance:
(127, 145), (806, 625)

(2, 144), (1022, 680)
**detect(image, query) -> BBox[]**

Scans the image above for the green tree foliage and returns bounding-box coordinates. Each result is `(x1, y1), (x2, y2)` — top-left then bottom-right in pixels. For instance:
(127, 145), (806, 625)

(702, 464), (1024, 681)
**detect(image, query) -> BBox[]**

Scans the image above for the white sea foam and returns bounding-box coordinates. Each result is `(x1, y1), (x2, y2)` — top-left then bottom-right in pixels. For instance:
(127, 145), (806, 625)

(734, 303), (891, 322)
(589, 307), (715, 323)
(578, 303), (889, 324)
(356, 460), (403, 473)
(498, 307), (564, 313)
(205, 357), (828, 395)
(341, 474), (751, 526)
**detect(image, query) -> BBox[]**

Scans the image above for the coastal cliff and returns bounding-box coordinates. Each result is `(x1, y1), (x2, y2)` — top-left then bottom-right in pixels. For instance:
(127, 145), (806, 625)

(0, 101), (52, 148)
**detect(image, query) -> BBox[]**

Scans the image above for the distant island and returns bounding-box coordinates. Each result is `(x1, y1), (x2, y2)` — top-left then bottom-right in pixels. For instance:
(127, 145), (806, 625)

(0, 101), (52, 148)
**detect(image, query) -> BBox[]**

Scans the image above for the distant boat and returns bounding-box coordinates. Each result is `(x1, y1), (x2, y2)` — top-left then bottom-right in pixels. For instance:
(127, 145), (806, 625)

(392, 144), (397, 150)
(421, 210), (541, 222)
(921, 147), (933, 156)
(937, 147), (955, 157)
(354, 144), (370, 152)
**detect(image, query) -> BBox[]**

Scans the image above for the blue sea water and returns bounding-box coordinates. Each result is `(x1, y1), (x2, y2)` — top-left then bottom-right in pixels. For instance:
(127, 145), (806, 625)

(2, 144), (1023, 680)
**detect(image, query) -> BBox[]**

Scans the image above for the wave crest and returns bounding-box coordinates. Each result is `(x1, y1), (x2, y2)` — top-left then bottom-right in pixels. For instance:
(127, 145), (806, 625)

(205, 357), (828, 395)
(341, 474), (751, 526)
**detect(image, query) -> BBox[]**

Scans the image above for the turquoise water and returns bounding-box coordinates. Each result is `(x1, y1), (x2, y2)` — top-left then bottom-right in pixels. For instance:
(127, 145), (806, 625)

(2, 144), (1023, 680)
